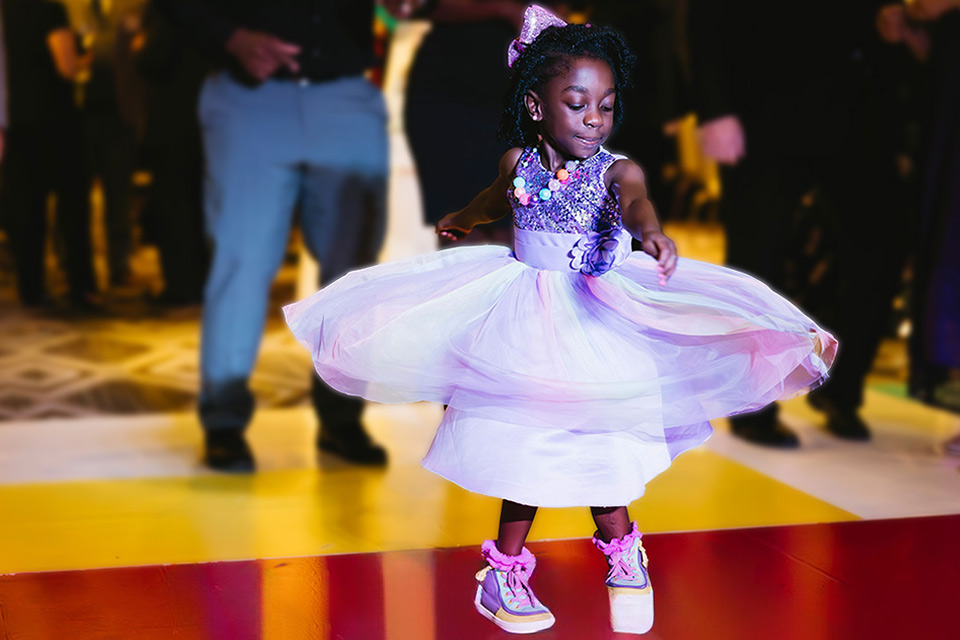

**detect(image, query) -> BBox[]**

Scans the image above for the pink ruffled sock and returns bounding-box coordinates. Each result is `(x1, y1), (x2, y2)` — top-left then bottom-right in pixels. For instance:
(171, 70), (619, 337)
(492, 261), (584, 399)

(481, 539), (537, 572)
(592, 521), (642, 555)
(592, 522), (654, 634)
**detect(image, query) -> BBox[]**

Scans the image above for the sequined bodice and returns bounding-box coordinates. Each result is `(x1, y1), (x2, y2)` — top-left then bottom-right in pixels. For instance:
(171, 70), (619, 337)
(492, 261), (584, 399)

(511, 146), (622, 234)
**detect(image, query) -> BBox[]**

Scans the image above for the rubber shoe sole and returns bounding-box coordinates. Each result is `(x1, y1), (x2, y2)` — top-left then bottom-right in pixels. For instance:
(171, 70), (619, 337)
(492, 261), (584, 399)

(609, 586), (654, 634)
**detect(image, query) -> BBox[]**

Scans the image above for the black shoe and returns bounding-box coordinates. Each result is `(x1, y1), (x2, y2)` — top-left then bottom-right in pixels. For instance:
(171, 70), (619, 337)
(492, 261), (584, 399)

(204, 430), (255, 472)
(807, 394), (870, 441)
(730, 414), (800, 449)
(318, 424), (387, 466)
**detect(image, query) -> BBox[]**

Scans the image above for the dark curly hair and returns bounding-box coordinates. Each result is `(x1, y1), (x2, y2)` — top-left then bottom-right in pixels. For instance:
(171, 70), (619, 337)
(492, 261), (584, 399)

(499, 23), (636, 148)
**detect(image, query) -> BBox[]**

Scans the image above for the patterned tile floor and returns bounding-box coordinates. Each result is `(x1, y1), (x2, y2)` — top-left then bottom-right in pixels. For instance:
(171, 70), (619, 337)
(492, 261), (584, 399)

(0, 240), (313, 421)
(0, 231), (914, 423)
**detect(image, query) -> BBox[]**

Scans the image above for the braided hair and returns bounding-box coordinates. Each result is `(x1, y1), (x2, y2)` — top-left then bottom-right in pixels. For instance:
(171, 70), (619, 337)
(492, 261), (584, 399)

(499, 23), (636, 148)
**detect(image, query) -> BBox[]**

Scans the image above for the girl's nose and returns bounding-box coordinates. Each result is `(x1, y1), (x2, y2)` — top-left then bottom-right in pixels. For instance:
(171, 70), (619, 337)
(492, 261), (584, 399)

(584, 108), (602, 127)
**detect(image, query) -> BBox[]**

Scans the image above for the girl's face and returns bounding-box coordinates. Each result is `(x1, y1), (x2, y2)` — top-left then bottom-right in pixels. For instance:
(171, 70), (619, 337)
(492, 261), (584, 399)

(525, 57), (616, 160)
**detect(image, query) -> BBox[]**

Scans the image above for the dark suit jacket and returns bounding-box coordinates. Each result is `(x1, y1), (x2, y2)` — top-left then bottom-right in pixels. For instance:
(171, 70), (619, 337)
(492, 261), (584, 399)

(686, 0), (909, 160)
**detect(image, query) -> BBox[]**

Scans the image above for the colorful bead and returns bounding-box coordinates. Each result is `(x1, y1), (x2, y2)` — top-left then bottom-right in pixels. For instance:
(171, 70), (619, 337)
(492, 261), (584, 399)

(512, 146), (621, 232)
(510, 147), (583, 206)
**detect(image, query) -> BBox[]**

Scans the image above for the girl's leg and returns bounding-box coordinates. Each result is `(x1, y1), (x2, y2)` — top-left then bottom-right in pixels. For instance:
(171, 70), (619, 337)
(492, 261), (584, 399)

(592, 506), (654, 634)
(476, 500), (555, 633)
(497, 500), (538, 555)
(591, 505), (632, 543)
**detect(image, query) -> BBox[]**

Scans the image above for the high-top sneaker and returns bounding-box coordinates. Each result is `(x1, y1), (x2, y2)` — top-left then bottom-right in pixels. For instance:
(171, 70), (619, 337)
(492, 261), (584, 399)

(474, 540), (556, 634)
(593, 522), (654, 634)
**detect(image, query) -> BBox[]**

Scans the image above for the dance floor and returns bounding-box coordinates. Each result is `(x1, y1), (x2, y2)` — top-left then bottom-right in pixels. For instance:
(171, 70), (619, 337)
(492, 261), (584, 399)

(1, 514), (958, 638)
(2, 391), (960, 639)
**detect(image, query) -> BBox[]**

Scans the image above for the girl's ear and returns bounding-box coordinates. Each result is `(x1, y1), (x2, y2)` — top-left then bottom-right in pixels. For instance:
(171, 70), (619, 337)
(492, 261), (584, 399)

(524, 90), (543, 122)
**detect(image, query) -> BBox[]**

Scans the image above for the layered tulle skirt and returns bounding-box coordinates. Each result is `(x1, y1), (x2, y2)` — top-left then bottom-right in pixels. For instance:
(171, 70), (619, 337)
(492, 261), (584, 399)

(284, 228), (836, 507)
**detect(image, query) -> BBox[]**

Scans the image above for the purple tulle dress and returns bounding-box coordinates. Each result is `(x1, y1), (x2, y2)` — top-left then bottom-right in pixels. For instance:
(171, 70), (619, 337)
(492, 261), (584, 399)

(284, 146), (837, 507)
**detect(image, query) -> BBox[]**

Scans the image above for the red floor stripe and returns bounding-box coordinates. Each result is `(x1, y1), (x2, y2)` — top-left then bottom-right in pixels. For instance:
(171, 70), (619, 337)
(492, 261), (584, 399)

(2, 516), (958, 639)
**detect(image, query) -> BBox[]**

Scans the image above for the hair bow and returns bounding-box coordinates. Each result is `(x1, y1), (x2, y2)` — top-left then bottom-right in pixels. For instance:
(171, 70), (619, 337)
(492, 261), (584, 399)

(507, 5), (568, 68)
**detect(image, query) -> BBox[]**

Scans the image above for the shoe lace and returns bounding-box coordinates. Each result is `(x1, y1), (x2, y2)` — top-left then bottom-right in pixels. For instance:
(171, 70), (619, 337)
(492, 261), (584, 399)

(606, 542), (648, 582)
(606, 548), (633, 581)
(504, 565), (535, 609)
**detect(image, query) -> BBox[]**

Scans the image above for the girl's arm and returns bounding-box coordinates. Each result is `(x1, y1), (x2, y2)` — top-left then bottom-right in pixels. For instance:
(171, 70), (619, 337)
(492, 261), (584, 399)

(607, 159), (678, 280)
(437, 147), (522, 241)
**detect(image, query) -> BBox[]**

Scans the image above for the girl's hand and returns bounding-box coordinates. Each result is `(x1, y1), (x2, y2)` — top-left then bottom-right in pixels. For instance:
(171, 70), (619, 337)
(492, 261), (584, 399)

(436, 213), (473, 241)
(641, 231), (678, 285)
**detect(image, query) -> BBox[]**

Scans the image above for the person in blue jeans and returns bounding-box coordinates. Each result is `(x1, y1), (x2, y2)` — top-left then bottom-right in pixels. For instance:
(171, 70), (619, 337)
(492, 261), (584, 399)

(159, 0), (414, 471)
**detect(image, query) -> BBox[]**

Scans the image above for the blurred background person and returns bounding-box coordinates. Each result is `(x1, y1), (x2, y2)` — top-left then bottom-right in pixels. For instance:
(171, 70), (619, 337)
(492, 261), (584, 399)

(589, 0), (687, 214)
(687, 0), (917, 446)
(879, 0), (960, 451)
(1, 8), (7, 167)
(135, 0), (209, 307)
(0, 0), (101, 311)
(157, 0), (414, 472)
(403, 0), (535, 248)
(76, 0), (147, 290)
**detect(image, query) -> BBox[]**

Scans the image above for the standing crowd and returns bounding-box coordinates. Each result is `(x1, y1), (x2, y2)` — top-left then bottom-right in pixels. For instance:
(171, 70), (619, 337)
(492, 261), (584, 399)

(0, 0), (211, 310)
(0, 0), (958, 472)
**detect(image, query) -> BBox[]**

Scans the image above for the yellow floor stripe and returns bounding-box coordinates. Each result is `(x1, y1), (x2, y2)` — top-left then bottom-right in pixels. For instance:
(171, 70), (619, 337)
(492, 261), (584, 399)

(0, 448), (855, 574)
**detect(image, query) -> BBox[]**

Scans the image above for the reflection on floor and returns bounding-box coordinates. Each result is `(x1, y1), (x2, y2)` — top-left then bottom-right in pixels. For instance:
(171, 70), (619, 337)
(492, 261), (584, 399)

(2, 516), (958, 639)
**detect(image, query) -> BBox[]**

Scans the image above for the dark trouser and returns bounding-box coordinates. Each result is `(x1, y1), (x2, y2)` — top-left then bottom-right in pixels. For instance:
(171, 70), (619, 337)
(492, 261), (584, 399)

(1, 120), (97, 304)
(145, 130), (209, 303)
(721, 153), (909, 416)
(813, 162), (911, 410)
(82, 109), (137, 283)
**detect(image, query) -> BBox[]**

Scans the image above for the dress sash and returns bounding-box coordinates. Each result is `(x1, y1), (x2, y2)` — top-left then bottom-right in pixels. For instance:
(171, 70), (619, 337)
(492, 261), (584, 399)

(513, 227), (632, 274)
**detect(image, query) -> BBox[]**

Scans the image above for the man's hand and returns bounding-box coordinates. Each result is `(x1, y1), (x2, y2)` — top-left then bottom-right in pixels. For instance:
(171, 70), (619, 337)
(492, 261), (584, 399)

(905, 0), (960, 21)
(225, 28), (301, 82)
(877, 4), (910, 43)
(877, 4), (932, 60)
(698, 114), (746, 166)
(381, 0), (424, 20)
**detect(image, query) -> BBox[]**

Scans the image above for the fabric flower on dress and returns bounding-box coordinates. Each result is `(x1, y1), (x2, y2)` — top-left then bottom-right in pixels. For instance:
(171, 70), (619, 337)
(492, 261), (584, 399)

(569, 228), (622, 276)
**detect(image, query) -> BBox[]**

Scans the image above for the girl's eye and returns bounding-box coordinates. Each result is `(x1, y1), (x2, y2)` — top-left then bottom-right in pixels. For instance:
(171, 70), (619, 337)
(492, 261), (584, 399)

(567, 104), (585, 111)
(601, 106), (614, 113)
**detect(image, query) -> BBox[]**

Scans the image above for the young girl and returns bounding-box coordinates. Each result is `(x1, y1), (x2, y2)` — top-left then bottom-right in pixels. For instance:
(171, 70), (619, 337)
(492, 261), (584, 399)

(285, 5), (836, 635)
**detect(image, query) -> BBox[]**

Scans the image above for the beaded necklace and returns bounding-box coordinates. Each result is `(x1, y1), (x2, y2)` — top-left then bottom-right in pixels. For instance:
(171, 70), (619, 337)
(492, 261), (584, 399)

(508, 148), (582, 206)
